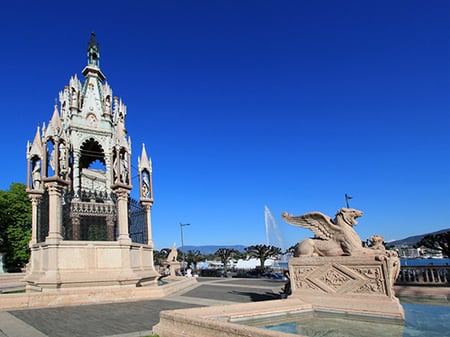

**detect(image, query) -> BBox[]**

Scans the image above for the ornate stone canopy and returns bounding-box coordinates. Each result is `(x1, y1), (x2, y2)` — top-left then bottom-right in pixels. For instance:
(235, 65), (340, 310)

(24, 34), (158, 291)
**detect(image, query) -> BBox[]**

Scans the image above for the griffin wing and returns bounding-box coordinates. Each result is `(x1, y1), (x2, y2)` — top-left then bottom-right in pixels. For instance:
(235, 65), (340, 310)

(281, 211), (337, 240)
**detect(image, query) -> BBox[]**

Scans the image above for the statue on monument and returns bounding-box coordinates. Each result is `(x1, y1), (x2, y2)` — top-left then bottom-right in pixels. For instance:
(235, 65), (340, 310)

(59, 143), (67, 178)
(282, 208), (392, 257)
(32, 160), (41, 190)
(71, 88), (78, 107)
(113, 152), (129, 184)
(49, 144), (57, 174)
(142, 173), (150, 198)
(120, 153), (128, 183)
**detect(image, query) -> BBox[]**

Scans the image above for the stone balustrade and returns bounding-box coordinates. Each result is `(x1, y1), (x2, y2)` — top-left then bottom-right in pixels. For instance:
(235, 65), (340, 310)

(396, 265), (449, 285)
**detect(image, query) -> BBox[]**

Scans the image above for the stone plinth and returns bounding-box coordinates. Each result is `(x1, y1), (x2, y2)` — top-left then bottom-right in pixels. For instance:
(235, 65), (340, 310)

(0, 278), (197, 310)
(167, 261), (181, 277)
(288, 255), (404, 319)
(24, 241), (159, 291)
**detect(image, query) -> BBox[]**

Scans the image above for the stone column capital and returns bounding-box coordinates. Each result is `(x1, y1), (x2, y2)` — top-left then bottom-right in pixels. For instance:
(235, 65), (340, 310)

(43, 177), (69, 191)
(140, 200), (153, 210)
(27, 189), (44, 201)
(111, 182), (133, 192)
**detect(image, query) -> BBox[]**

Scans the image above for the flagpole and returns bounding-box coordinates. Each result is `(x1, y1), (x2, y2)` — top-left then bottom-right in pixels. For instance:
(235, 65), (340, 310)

(345, 193), (352, 208)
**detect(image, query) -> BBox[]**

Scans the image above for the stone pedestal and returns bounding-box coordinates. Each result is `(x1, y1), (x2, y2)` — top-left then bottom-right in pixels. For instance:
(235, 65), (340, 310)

(167, 261), (181, 277)
(289, 255), (404, 319)
(24, 241), (159, 291)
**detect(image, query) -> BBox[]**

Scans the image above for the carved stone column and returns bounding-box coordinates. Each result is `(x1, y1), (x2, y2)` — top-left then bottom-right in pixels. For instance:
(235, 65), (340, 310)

(141, 200), (154, 247)
(26, 189), (44, 245)
(44, 178), (67, 243)
(112, 185), (131, 243)
(73, 149), (80, 198)
(53, 138), (60, 178)
(104, 153), (112, 197)
(27, 158), (31, 190)
(33, 178), (67, 289)
(126, 152), (132, 185)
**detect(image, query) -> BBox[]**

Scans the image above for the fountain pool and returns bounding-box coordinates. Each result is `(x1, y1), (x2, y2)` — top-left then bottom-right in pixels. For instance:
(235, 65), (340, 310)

(244, 301), (450, 337)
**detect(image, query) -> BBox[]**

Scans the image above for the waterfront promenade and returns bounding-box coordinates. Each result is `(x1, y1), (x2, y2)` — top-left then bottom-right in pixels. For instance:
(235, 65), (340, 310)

(0, 275), (448, 337)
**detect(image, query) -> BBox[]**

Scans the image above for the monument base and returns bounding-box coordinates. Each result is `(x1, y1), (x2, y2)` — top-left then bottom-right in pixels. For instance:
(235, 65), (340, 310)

(166, 261), (181, 277)
(24, 241), (160, 292)
(288, 255), (404, 319)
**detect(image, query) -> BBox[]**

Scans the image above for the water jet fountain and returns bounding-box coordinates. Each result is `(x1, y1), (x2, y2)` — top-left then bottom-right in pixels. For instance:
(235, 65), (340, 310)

(265, 205), (285, 251)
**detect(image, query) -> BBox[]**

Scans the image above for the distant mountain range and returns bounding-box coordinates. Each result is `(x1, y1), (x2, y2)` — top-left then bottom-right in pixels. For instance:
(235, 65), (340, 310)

(387, 228), (450, 247)
(181, 245), (246, 254)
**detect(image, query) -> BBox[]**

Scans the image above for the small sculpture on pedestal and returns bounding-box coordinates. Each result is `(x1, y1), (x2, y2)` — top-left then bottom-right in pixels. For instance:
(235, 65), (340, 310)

(165, 244), (180, 277)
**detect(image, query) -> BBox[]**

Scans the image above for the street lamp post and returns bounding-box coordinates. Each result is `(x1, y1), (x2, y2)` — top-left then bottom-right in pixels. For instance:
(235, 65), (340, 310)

(180, 223), (190, 274)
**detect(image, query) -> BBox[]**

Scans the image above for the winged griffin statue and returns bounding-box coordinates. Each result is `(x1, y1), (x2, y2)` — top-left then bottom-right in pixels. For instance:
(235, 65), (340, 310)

(282, 208), (380, 257)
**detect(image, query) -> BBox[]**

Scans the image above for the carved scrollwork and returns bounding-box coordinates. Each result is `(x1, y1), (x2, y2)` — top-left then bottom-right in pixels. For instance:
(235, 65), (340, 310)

(354, 280), (384, 294)
(321, 269), (351, 289)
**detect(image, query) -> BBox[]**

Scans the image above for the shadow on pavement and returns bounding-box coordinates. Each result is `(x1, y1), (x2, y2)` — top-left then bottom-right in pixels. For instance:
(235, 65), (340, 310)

(229, 290), (281, 302)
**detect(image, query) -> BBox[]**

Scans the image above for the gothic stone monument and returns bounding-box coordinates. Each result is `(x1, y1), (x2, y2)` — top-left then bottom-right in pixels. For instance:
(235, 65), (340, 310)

(24, 34), (159, 291)
(282, 208), (404, 319)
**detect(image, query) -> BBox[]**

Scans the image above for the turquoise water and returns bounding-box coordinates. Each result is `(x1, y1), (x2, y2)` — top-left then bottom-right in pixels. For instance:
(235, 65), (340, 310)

(402, 302), (450, 337)
(259, 302), (450, 337)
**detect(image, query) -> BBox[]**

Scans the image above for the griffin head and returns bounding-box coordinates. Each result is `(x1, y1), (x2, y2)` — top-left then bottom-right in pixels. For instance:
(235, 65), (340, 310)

(338, 208), (363, 226)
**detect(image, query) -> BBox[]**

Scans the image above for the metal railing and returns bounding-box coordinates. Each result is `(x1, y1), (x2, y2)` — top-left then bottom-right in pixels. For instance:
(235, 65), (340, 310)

(396, 265), (449, 285)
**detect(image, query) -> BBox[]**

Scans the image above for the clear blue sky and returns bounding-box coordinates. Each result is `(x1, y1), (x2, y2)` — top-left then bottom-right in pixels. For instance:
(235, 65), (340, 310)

(1, 1), (449, 250)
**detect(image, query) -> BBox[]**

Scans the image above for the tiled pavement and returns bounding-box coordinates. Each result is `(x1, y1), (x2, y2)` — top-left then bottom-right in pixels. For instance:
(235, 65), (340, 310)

(0, 278), (286, 337)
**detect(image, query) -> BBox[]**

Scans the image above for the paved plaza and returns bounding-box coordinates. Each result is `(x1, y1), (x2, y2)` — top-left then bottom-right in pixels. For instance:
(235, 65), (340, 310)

(0, 278), (286, 337)
(0, 276), (448, 337)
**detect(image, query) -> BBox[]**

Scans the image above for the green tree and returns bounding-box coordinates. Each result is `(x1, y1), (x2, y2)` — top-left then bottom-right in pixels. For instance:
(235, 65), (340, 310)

(214, 248), (238, 274)
(185, 250), (204, 269)
(245, 244), (282, 271)
(285, 244), (298, 256)
(415, 232), (450, 258)
(0, 183), (32, 270)
(203, 253), (216, 261)
(153, 248), (169, 266)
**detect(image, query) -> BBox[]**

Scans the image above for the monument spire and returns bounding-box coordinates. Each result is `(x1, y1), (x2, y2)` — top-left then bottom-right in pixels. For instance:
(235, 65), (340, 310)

(82, 33), (105, 81)
(87, 32), (100, 68)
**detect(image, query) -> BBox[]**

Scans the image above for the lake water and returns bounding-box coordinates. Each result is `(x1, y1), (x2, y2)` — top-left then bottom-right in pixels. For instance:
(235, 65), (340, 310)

(401, 258), (449, 266)
(276, 259), (449, 269)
